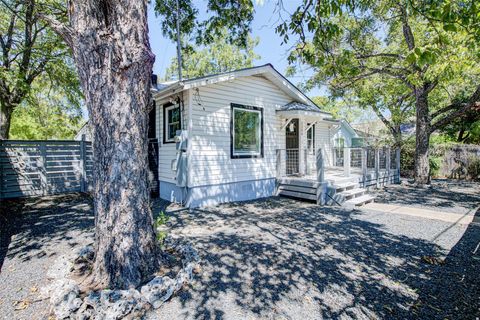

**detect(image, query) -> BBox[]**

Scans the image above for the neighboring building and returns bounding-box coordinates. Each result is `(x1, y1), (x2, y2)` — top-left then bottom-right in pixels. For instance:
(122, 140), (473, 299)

(74, 122), (92, 141)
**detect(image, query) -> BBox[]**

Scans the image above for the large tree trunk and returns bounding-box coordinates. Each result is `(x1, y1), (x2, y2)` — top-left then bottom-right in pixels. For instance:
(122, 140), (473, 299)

(49, 1), (159, 289)
(414, 88), (431, 185)
(0, 103), (13, 139)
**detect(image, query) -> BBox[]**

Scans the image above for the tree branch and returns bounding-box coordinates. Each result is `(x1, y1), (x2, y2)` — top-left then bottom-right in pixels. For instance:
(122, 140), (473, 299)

(355, 53), (405, 60)
(430, 84), (480, 133)
(37, 13), (74, 48)
(371, 103), (399, 139)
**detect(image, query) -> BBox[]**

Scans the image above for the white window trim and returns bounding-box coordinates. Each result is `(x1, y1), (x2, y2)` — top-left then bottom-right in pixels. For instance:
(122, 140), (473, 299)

(165, 104), (180, 143)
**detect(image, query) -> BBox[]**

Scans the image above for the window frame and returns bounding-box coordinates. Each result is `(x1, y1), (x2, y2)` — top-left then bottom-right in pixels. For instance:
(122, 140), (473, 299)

(163, 102), (181, 144)
(307, 124), (315, 155)
(230, 103), (264, 159)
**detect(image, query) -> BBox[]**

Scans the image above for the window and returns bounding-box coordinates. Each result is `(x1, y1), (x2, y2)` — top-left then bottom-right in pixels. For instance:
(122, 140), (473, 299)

(335, 137), (345, 148)
(163, 103), (181, 143)
(334, 137), (345, 167)
(307, 124), (315, 155)
(230, 103), (263, 158)
(351, 137), (364, 148)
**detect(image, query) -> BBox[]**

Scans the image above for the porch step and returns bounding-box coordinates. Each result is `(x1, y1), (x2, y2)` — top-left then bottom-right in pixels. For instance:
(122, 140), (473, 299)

(338, 188), (365, 200)
(277, 178), (318, 202)
(344, 194), (375, 207)
(277, 189), (317, 201)
(278, 178), (319, 188)
(332, 182), (358, 192)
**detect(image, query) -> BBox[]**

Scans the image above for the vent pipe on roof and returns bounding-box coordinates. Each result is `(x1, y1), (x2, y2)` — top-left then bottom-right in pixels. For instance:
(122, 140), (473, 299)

(175, 0), (183, 81)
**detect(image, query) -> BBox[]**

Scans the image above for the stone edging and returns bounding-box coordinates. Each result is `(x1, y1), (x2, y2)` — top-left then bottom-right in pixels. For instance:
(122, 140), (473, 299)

(41, 238), (200, 319)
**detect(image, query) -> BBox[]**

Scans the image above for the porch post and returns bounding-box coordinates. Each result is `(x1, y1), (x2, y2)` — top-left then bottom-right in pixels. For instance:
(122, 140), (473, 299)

(343, 147), (350, 177)
(316, 148), (324, 183)
(316, 148), (325, 205)
(276, 149), (285, 178)
(361, 147), (367, 187)
(299, 119), (305, 175)
(375, 148), (380, 188)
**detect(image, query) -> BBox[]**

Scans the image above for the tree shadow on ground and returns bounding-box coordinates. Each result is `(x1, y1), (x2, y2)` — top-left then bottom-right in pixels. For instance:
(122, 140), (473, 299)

(413, 208), (480, 319)
(159, 197), (463, 319)
(0, 193), (94, 271)
(374, 179), (480, 211)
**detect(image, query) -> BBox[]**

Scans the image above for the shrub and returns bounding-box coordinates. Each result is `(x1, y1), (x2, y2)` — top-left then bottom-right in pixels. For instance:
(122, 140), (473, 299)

(429, 156), (442, 178)
(467, 157), (480, 181)
(154, 211), (170, 246)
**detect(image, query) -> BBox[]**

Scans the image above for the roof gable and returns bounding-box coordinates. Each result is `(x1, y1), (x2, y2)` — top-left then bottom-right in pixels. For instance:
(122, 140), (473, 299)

(153, 64), (332, 117)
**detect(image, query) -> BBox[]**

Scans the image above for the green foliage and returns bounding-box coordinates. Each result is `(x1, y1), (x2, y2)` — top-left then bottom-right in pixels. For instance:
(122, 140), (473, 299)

(164, 28), (260, 80)
(311, 96), (364, 123)
(154, 211), (170, 246)
(439, 109), (480, 144)
(154, 0), (255, 49)
(277, 0), (480, 150)
(9, 80), (83, 140)
(0, 0), (82, 138)
(429, 156), (442, 178)
(467, 157), (480, 181)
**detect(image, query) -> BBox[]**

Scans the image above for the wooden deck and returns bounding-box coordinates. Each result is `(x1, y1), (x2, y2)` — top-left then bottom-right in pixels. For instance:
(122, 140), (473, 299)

(277, 166), (398, 206)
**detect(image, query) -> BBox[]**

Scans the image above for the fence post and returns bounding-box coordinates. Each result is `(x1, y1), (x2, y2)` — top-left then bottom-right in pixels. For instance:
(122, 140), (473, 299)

(386, 147), (391, 185)
(343, 147), (350, 177)
(375, 148), (380, 188)
(396, 147), (401, 183)
(361, 147), (367, 187)
(39, 142), (47, 195)
(80, 134), (87, 192)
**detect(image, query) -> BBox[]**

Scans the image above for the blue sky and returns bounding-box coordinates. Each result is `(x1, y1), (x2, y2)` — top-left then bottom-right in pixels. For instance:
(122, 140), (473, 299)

(147, 1), (324, 97)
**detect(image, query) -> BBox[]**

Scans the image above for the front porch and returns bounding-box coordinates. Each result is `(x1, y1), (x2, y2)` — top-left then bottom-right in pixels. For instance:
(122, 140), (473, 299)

(276, 147), (401, 206)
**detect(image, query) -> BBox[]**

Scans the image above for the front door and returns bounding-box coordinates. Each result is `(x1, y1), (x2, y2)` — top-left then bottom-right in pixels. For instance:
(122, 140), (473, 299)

(285, 119), (299, 175)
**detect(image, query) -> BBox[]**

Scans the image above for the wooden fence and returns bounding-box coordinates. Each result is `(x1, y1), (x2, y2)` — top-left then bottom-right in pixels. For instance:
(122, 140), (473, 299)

(0, 140), (93, 199)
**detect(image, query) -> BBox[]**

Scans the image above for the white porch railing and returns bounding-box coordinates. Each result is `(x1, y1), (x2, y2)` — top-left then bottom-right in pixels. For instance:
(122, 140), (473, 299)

(277, 146), (401, 187)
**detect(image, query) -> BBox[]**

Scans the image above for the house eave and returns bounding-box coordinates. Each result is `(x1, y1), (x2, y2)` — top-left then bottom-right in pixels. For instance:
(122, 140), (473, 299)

(276, 110), (333, 119)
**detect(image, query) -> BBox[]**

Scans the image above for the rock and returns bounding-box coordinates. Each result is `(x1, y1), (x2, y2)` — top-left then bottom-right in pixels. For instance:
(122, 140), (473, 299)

(141, 276), (176, 309)
(76, 289), (148, 320)
(43, 239), (200, 318)
(50, 280), (82, 319)
(72, 246), (94, 276)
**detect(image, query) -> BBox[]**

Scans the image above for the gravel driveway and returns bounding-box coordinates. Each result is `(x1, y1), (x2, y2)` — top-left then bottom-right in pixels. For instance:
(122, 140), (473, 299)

(1, 180), (479, 319)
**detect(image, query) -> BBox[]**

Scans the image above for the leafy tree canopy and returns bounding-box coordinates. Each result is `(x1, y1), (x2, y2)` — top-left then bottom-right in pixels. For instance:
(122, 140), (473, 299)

(154, 0), (255, 50)
(9, 77), (83, 140)
(0, 0), (82, 139)
(164, 28), (260, 80)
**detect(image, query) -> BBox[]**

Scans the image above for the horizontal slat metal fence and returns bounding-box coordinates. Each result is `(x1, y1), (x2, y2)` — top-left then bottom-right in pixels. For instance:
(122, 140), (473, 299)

(0, 140), (93, 199)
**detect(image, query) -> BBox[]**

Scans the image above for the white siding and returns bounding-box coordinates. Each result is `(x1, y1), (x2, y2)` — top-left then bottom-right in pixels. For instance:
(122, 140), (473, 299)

(155, 92), (187, 183)
(315, 121), (334, 167)
(188, 75), (290, 187)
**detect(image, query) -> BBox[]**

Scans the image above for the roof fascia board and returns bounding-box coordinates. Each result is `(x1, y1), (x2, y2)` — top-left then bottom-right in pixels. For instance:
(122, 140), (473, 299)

(276, 110), (330, 118)
(341, 120), (359, 137)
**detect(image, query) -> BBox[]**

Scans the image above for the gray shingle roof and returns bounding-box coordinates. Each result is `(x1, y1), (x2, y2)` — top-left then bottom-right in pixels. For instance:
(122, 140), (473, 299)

(279, 101), (322, 113)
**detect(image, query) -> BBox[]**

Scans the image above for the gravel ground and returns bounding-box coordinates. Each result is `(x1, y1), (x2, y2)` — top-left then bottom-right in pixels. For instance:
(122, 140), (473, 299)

(0, 194), (94, 320)
(1, 180), (479, 319)
(372, 179), (480, 215)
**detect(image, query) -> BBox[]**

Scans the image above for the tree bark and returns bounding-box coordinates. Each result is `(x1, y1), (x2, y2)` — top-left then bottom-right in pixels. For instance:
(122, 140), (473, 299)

(45, 1), (159, 289)
(414, 88), (431, 185)
(0, 103), (13, 140)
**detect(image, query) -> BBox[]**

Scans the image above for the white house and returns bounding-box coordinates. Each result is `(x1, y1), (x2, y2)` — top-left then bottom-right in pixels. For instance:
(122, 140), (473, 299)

(150, 64), (398, 207)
